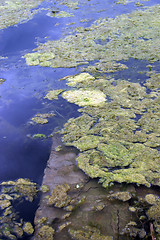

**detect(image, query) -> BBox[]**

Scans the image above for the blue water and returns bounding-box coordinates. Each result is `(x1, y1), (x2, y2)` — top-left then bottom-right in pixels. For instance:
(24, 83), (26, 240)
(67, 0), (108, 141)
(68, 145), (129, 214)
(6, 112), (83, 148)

(0, 1), (159, 237)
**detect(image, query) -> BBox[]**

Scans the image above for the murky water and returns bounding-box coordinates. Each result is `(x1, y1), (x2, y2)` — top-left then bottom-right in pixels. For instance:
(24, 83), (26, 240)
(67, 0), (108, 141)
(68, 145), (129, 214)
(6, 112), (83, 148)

(0, 0), (159, 239)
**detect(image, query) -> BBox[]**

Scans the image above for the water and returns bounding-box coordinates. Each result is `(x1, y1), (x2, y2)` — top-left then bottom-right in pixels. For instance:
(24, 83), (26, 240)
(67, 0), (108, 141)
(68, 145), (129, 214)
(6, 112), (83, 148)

(0, 0), (159, 239)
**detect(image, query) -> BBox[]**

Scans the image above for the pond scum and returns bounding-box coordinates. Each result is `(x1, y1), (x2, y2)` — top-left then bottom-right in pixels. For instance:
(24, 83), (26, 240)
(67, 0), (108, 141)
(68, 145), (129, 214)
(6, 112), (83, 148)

(0, 0), (160, 239)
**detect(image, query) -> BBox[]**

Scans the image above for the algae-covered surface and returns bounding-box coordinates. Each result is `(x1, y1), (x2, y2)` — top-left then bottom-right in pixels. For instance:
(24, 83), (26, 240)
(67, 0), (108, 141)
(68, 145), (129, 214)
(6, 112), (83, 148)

(0, 0), (160, 239)
(0, 0), (44, 30)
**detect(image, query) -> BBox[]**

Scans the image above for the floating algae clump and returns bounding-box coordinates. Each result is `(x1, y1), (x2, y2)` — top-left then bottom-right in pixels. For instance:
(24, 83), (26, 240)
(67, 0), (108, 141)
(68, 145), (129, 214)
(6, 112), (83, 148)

(24, 4), (160, 68)
(44, 89), (63, 100)
(0, 178), (38, 239)
(62, 89), (106, 107)
(61, 75), (160, 188)
(0, 0), (44, 30)
(0, 78), (5, 84)
(36, 225), (55, 240)
(65, 73), (95, 87)
(31, 113), (55, 124)
(23, 222), (34, 235)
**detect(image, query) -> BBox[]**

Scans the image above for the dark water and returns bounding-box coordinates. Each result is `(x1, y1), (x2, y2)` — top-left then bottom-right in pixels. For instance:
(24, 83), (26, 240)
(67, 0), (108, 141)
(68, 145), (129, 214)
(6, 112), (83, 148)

(0, 0), (159, 238)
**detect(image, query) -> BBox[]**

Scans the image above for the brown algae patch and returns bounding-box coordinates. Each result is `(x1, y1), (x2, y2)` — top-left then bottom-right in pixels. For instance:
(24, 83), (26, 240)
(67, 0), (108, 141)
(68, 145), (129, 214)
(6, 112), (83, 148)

(0, 0), (44, 30)
(24, 4), (160, 68)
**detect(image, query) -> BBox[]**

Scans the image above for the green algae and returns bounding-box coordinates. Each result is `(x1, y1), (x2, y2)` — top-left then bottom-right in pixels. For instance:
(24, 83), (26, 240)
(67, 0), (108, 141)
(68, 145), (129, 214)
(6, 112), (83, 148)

(68, 226), (113, 240)
(24, 4), (160, 68)
(0, 0), (44, 30)
(33, 134), (47, 139)
(35, 225), (55, 240)
(48, 183), (71, 208)
(31, 113), (55, 124)
(62, 89), (106, 107)
(65, 73), (95, 87)
(60, 75), (160, 187)
(0, 78), (5, 85)
(44, 89), (63, 100)
(23, 222), (34, 235)
(0, 178), (38, 239)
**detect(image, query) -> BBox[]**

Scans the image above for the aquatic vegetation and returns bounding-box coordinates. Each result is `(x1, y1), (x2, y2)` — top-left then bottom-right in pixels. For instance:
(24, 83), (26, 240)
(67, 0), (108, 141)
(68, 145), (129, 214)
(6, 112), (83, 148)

(65, 73), (95, 87)
(44, 89), (63, 100)
(1, 178), (38, 202)
(61, 75), (160, 187)
(109, 191), (132, 202)
(31, 113), (55, 124)
(62, 89), (106, 107)
(0, 78), (5, 84)
(0, 178), (38, 239)
(68, 226), (113, 240)
(48, 183), (71, 208)
(35, 225), (55, 240)
(23, 222), (34, 235)
(33, 134), (47, 139)
(0, 0), (44, 29)
(24, 4), (160, 68)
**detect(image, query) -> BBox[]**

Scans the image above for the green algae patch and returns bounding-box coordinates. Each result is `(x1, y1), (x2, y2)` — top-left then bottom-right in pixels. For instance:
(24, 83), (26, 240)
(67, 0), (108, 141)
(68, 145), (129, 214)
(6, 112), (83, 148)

(24, 4), (160, 68)
(23, 222), (34, 235)
(65, 73), (95, 87)
(0, 78), (5, 85)
(69, 226), (113, 240)
(0, 0), (44, 30)
(36, 225), (55, 240)
(31, 113), (55, 124)
(44, 89), (63, 100)
(0, 178), (38, 239)
(25, 52), (55, 67)
(61, 75), (160, 188)
(62, 89), (106, 107)
(48, 184), (71, 208)
(33, 134), (47, 139)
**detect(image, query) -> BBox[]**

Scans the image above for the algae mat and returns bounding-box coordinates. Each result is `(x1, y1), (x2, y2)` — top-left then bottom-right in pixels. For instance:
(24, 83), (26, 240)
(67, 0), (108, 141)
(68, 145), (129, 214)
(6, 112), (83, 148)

(0, 0), (44, 30)
(24, 4), (160, 67)
(24, 4), (160, 188)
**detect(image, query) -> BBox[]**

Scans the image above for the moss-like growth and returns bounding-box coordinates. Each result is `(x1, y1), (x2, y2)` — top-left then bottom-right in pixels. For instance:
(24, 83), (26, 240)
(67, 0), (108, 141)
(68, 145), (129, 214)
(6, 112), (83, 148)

(62, 89), (106, 107)
(36, 225), (55, 240)
(66, 73), (95, 87)
(69, 226), (113, 240)
(31, 113), (55, 124)
(23, 222), (34, 235)
(44, 89), (63, 100)
(0, 78), (5, 85)
(109, 191), (132, 202)
(48, 184), (71, 208)
(24, 5), (160, 67)
(0, 0), (44, 30)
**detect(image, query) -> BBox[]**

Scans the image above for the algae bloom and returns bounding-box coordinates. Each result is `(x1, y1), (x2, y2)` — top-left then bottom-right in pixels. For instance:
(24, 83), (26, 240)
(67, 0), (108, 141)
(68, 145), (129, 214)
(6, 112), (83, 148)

(62, 89), (106, 107)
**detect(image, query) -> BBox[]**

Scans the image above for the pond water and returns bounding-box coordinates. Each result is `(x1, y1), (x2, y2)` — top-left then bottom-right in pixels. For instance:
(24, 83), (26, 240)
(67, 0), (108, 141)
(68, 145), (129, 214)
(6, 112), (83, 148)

(0, 0), (160, 239)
